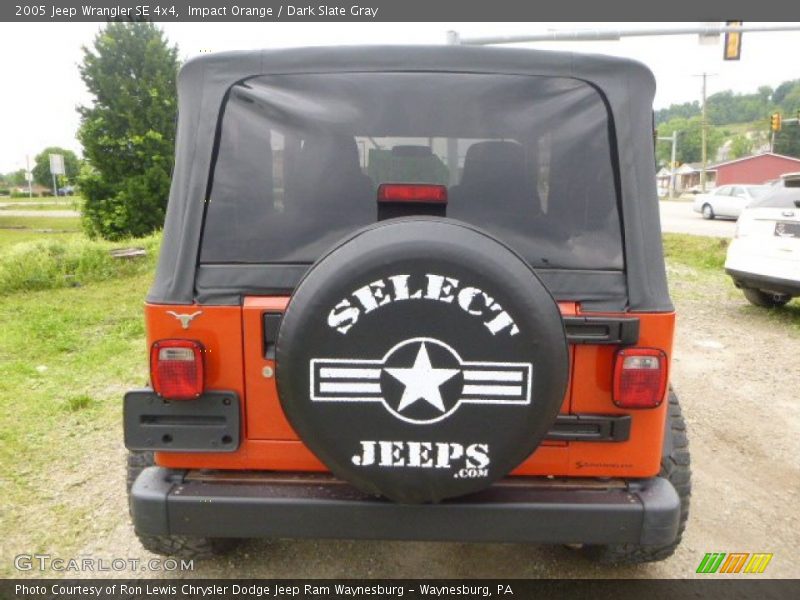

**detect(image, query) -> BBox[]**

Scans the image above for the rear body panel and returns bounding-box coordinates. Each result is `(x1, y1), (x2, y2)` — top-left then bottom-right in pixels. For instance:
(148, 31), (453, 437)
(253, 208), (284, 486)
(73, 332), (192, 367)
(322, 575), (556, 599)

(150, 301), (674, 479)
(726, 207), (800, 287)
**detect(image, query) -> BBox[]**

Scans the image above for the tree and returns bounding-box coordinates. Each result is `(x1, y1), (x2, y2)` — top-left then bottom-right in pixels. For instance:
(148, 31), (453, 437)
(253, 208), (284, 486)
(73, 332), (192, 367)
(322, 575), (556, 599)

(77, 22), (178, 240)
(728, 134), (754, 160)
(7, 169), (27, 187)
(656, 116), (724, 166)
(32, 147), (80, 188)
(773, 124), (800, 159)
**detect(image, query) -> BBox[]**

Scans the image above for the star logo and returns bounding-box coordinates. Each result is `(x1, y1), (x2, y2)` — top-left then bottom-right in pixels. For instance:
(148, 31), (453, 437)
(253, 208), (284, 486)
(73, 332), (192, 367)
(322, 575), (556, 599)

(385, 342), (461, 414)
(310, 337), (533, 425)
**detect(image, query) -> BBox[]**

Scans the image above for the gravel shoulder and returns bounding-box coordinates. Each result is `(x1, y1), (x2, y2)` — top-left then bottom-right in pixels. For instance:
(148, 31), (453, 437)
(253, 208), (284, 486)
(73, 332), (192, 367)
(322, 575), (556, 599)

(7, 263), (800, 579)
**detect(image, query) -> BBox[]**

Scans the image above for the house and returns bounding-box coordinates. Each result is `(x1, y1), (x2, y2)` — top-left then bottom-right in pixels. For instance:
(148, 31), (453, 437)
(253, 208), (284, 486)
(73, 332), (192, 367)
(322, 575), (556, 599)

(10, 183), (51, 197)
(674, 162), (716, 191)
(708, 152), (800, 186)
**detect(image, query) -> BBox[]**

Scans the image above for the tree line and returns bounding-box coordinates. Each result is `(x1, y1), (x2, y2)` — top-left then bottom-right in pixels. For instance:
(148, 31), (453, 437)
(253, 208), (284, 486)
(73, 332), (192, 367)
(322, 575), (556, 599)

(655, 79), (800, 165)
(655, 80), (800, 126)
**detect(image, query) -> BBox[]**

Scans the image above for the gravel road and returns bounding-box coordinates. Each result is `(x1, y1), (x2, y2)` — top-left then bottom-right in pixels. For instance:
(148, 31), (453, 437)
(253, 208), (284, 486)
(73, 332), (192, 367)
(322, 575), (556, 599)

(659, 200), (736, 238)
(61, 268), (800, 580)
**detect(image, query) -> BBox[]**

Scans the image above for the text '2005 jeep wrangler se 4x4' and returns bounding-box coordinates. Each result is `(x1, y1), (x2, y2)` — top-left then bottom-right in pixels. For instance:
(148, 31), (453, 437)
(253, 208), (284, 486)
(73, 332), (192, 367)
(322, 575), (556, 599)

(125, 46), (690, 565)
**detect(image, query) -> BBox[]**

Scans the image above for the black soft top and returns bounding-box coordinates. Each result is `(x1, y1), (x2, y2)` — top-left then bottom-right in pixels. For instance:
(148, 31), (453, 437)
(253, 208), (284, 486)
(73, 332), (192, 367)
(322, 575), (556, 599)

(149, 45), (672, 312)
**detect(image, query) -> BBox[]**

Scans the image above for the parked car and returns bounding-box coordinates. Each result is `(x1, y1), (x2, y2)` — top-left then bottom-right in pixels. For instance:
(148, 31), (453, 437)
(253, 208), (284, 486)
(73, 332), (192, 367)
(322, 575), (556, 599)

(57, 185), (74, 196)
(692, 184), (771, 220)
(125, 46), (688, 565)
(726, 187), (800, 307)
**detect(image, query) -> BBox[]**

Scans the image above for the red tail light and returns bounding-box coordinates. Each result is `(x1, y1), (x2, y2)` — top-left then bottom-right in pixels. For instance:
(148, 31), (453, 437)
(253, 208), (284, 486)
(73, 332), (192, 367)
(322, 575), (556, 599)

(613, 348), (668, 408)
(150, 339), (204, 400)
(377, 183), (448, 204)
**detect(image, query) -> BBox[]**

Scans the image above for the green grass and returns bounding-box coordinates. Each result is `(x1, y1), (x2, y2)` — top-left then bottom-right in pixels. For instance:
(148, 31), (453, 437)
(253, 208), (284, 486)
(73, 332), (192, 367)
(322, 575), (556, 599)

(662, 232), (730, 271)
(0, 273), (151, 569)
(0, 228), (80, 251)
(0, 202), (78, 212)
(0, 214), (81, 231)
(0, 195), (77, 203)
(0, 214), (82, 252)
(664, 232), (800, 332)
(0, 233), (160, 295)
(0, 212), (161, 571)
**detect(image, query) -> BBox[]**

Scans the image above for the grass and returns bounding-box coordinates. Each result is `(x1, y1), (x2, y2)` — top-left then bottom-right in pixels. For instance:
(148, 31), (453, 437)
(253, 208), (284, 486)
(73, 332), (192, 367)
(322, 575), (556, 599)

(0, 273), (151, 570)
(0, 206), (163, 572)
(0, 195), (76, 203)
(664, 232), (800, 332)
(662, 232), (730, 271)
(0, 233), (160, 295)
(0, 214), (81, 231)
(0, 215), (82, 253)
(0, 202), (78, 212)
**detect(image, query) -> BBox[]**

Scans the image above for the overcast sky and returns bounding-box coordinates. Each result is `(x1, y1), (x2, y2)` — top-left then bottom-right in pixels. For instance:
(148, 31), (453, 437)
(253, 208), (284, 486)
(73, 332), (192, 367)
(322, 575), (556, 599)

(1, 21), (799, 173)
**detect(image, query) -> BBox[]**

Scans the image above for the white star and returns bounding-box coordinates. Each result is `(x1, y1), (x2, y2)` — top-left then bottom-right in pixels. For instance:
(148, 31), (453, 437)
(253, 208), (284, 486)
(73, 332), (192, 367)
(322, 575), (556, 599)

(385, 343), (460, 413)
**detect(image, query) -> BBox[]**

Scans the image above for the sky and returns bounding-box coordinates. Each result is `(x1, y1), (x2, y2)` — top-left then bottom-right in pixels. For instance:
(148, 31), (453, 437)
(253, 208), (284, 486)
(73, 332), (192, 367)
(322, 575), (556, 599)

(1, 21), (799, 173)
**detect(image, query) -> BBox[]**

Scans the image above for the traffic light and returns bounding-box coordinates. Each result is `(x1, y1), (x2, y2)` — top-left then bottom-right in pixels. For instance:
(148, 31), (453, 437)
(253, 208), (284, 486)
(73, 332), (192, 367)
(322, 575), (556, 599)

(770, 113), (782, 132)
(724, 21), (743, 61)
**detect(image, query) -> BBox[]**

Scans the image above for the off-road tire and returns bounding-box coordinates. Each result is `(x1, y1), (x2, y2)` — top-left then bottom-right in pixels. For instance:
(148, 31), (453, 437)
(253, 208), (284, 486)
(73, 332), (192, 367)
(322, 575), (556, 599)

(126, 450), (239, 559)
(742, 288), (791, 308)
(579, 389), (691, 565)
(701, 204), (715, 219)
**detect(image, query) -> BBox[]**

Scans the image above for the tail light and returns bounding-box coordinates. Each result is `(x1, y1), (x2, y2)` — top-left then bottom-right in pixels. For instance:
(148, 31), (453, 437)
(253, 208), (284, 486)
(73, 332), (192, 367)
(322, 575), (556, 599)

(377, 183), (448, 204)
(150, 339), (204, 400)
(613, 348), (668, 408)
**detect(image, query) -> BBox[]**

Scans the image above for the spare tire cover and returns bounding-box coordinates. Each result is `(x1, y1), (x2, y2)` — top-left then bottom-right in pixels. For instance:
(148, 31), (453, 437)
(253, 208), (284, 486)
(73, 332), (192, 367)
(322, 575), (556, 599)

(276, 218), (568, 503)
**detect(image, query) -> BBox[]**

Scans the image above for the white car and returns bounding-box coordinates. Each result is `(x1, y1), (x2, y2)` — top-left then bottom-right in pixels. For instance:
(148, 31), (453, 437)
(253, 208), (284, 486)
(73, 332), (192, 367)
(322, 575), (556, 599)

(725, 187), (800, 307)
(692, 184), (771, 220)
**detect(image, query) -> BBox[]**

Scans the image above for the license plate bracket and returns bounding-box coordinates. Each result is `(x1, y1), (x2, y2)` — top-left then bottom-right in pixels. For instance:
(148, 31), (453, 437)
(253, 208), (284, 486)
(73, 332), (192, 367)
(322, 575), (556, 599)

(124, 389), (240, 452)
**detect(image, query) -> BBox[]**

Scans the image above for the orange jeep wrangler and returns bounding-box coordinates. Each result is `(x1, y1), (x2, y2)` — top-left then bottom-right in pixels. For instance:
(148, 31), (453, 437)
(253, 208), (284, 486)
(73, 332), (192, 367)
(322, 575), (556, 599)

(125, 46), (690, 564)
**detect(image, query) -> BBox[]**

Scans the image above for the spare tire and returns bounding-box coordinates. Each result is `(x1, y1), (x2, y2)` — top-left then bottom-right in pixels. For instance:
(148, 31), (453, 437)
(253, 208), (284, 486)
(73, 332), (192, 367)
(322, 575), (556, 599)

(276, 218), (568, 503)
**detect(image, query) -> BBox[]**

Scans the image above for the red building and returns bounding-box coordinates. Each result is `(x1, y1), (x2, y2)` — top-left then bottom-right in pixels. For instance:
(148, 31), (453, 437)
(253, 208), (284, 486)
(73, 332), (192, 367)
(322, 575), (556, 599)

(709, 152), (800, 186)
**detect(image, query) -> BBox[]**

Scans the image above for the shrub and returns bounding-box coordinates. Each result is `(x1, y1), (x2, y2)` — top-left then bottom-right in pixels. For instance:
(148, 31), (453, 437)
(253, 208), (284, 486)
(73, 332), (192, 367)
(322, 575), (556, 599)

(0, 233), (161, 295)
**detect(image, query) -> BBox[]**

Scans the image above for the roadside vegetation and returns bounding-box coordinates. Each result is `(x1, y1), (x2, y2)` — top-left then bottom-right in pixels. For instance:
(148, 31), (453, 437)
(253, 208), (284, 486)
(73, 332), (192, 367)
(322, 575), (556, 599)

(0, 195), (81, 211)
(0, 210), (155, 573)
(0, 230), (159, 295)
(663, 232), (800, 332)
(0, 215), (81, 251)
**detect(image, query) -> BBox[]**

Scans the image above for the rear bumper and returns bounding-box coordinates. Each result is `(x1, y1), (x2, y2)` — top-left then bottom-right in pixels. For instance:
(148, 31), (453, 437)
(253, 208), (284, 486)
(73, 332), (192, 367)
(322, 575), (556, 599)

(131, 468), (680, 546)
(726, 268), (800, 296)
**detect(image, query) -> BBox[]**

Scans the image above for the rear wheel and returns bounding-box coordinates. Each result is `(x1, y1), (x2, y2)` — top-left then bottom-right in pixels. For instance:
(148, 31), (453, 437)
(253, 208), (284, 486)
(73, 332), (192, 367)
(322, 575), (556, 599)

(742, 288), (791, 308)
(578, 389), (691, 565)
(126, 450), (239, 559)
(701, 204), (714, 219)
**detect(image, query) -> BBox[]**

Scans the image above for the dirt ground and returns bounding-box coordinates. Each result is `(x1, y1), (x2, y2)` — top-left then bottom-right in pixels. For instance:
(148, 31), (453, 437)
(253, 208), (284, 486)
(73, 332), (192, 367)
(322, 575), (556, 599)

(17, 269), (800, 580)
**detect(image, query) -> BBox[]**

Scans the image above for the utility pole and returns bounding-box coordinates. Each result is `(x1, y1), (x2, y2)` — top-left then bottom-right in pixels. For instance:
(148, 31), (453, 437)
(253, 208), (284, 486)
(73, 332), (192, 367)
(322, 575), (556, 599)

(657, 131), (679, 200)
(670, 130), (677, 200)
(694, 72), (717, 193)
(26, 155), (32, 199)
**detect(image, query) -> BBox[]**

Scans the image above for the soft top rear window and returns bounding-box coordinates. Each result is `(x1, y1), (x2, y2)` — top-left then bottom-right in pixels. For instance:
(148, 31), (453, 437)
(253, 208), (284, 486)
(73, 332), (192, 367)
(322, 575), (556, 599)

(200, 71), (623, 271)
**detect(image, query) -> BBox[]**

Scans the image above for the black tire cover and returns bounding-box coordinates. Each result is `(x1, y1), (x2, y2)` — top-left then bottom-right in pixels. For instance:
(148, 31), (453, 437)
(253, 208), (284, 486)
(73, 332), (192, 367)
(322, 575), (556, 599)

(276, 218), (568, 503)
